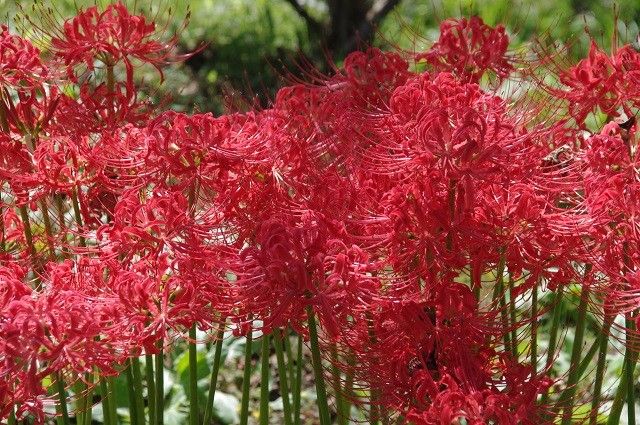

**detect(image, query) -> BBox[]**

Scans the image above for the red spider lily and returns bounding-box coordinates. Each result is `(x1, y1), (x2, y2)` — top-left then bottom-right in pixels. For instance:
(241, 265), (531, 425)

(334, 296), (550, 424)
(555, 40), (640, 125)
(1, 262), (121, 374)
(559, 42), (623, 124)
(417, 16), (513, 84)
(145, 111), (257, 184)
(233, 217), (321, 332)
(0, 26), (47, 88)
(347, 71), (537, 285)
(0, 133), (35, 204)
(0, 262), (122, 423)
(51, 1), (178, 85)
(0, 85), (60, 136)
(94, 182), (236, 334)
(99, 186), (191, 257)
(5, 4), (640, 424)
(575, 120), (640, 318)
(1, 207), (26, 252)
(341, 48), (411, 108)
(403, 368), (550, 425)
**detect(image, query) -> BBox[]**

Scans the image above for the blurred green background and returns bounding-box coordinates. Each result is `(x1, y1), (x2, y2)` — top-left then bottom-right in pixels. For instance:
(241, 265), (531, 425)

(2, 0), (639, 115)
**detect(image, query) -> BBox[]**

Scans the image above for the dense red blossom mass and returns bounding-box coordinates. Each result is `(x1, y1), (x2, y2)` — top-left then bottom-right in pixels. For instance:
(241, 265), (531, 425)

(2, 3), (640, 424)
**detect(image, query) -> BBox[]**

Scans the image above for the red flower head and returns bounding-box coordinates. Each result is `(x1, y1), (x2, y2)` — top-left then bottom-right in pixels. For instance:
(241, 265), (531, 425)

(51, 2), (179, 85)
(556, 40), (640, 125)
(559, 42), (621, 124)
(0, 26), (47, 88)
(418, 16), (513, 83)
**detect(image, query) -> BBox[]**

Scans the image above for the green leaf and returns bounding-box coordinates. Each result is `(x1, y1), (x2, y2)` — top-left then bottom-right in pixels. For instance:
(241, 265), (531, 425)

(176, 349), (210, 390)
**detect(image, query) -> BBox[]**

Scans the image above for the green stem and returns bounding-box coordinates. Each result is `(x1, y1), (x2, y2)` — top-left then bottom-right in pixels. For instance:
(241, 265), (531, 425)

(145, 355), (156, 425)
(72, 378), (87, 425)
(283, 329), (296, 400)
(473, 285), (481, 300)
(494, 254), (511, 356)
(380, 407), (390, 425)
(330, 344), (347, 425)
(65, 186), (95, 425)
(559, 287), (590, 425)
(108, 376), (118, 425)
(576, 337), (601, 379)
(364, 312), (379, 425)
(508, 274), (518, 357)
(131, 357), (146, 425)
(99, 378), (112, 425)
(70, 187), (86, 247)
(0, 193), (5, 252)
(342, 351), (356, 425)
(306, 306), (331, 425)
(106, 63), (115, 94)
(76, 374), (93, 425)
(39, 199), (56, 258)
(531, 283), (538, 375)
(203, 321), (226, 425)
(125, 362), (139, 425)
(18, 205), (39, 281)
(626, 314), (636, 425)
(155, 348), (164, 425)
(55, 372), (70, 425)
(608, 242), (639, 425)
(188, 325), (199, 425)
(55, 195), (67, 253)
(7, 406), (15, 425)
(84, 383), (94, 425)
(259, 333), (271, 425)
(293, 333), (303, 425)
(606, 346), (640, 425)
(540, 289), (565, 405)
(623, 243), (637, 425)
(41, 204), (71, 425)
(274, 329), (293, 425)
(106, 62), (115, 114)
(370, 397), (380, 425)
(590, 316), (613, 425)
(239, 328), (254, 425)
(0, 89), (10, 132)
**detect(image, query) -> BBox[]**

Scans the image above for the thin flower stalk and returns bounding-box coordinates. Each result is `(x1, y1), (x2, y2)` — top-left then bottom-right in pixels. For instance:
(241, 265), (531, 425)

(239, 328), (254, 425)
(259, 333), (271, 425)
(274, 329), (293, 425)
(203, 321), (226, 425)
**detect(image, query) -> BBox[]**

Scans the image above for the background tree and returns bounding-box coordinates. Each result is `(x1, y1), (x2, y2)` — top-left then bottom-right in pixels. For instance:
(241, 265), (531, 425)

(281, 0), (402, 56)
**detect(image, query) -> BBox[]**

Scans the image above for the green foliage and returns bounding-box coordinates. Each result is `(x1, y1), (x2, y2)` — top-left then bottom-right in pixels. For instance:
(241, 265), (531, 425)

(380, 0), (640, 58)
(3, 0), (640, 114)
(157, 0), (312, 113)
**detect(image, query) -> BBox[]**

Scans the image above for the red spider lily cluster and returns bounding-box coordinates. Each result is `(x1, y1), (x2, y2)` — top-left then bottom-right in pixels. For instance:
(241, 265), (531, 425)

(2, 3), (640, 424)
